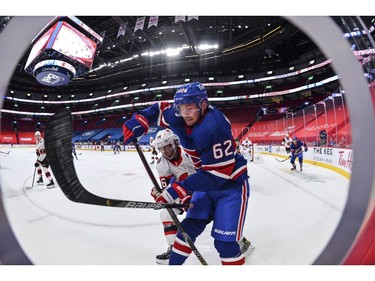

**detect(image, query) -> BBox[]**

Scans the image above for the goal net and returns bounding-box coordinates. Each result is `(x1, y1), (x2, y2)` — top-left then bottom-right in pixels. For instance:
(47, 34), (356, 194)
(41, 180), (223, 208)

(252, 143), (264, 162)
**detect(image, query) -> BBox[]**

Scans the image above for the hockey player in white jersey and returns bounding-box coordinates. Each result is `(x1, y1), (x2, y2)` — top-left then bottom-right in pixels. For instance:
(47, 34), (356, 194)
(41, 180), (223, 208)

(149, 136), (159, 164)
(34, 131), (55, 188)
(151, 129), (254, 264)
(281, 133), (293, 157)
(241, 137), (253, 162)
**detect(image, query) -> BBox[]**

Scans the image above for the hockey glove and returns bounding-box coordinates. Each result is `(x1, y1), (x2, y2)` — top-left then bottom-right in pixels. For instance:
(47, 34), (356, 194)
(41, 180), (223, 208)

(155, 182), (189, 204)
(180, 194), (192, 212)
(304, 147), (308, 152)
(123, 114), (149, 144)
(34, 161), (40, 168)
(36, 149), (40, 157)
(151, 186), (161, 201)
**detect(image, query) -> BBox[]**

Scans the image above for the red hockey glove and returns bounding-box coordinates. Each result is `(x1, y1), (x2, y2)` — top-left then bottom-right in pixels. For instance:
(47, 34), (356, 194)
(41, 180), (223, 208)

(180, 194), (192, 212)
(150, 186), (161, 201)
(123, 114), (149, 144)
(155, 182), (189, 204)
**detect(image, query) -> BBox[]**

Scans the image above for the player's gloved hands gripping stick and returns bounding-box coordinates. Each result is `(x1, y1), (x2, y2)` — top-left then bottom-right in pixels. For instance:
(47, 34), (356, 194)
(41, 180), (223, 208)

(123, 114), (149, 144)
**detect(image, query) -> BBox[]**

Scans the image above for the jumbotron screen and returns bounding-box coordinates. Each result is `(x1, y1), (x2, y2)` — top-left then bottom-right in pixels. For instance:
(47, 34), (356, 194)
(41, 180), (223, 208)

(51, 21), (97, 69)
(24, 21), (97, 72)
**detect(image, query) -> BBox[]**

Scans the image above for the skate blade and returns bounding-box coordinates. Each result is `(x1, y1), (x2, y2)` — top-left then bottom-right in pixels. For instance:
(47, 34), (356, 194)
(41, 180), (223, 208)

(156, 259), (169, 265)
(243, 244), (255, 258)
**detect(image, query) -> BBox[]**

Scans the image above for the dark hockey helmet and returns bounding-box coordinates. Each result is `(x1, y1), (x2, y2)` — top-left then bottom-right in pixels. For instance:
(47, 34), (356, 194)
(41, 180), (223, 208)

(174, 82), (208, 117)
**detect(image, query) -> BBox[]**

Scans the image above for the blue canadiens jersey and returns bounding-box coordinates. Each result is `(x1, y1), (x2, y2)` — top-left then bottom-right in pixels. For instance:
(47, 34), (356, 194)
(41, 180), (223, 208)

(290, 140), (306, 154)
(136, 102), (248, 192)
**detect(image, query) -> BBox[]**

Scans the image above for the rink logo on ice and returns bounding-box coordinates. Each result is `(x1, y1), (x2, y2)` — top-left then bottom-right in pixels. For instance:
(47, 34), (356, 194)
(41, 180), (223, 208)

(213, 229), (236, 236)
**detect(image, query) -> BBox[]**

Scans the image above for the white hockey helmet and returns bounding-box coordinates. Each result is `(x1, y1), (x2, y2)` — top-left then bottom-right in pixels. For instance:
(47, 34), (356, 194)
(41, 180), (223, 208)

(285, 133), (289, 137)
(154, 129), (178, 160)
(154, 129), (176, 150)
(35, 131), (41, 137)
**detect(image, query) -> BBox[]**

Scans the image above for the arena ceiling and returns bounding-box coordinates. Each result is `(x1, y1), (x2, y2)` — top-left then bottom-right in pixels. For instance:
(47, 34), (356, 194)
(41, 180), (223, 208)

(2, 16), (374, 115)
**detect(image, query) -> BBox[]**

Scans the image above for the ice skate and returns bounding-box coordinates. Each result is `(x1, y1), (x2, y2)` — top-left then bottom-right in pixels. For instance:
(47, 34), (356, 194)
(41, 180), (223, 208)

(300, 166), (303, 171)
(36, 177), (44, 185)
(46, 180), (55, 189)
(156, 246), (172, 265)
(239, 237), (255, 257)
(291, 165), (296, 171)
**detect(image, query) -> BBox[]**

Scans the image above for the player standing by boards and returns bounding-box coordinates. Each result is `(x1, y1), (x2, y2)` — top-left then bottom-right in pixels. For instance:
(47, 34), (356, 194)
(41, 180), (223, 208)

(149, 136), (159, 164)
(290, 136), (308, 171)
(240, 137), (253, 162)
(123, 82), (250, 265)
(281, 133), (293, 157)
(151, 129), (254, 264)
(34, 131), (55, 188)
(72, 142), (78, 160)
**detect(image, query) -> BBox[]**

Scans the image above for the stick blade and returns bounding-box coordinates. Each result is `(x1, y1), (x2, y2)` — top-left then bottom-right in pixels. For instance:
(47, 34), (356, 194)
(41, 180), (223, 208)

(44, 108), (110, 207)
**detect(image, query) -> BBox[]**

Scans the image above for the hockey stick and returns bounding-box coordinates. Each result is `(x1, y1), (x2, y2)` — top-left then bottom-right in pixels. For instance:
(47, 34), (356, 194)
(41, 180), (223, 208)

(0, 150), (10, 154)
(135, 142), (208, 265)
(26, 167), (37, 190)
(275, 157), (291, 162)
(44, 109), (188, 210)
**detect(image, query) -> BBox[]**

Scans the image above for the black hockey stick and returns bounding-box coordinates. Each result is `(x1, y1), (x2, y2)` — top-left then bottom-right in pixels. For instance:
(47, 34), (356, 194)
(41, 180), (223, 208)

(44, 109), (188, 210)
(275, 157), (290, 162)
(26, 167), (37, 190)
(0, 150), (10, 154)
(135, 142), (208, 265)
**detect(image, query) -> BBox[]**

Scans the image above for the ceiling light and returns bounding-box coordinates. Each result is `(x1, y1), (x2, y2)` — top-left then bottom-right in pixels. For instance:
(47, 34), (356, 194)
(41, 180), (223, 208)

(165, 48), (180, 57)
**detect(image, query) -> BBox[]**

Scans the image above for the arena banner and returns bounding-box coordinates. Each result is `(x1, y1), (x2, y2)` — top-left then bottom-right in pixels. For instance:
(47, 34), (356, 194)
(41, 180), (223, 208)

(259, 145), (352, 179)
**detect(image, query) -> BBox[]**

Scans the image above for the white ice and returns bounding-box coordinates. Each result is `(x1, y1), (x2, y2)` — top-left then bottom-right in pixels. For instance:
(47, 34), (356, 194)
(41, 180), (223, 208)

(0, 147), (349, 266)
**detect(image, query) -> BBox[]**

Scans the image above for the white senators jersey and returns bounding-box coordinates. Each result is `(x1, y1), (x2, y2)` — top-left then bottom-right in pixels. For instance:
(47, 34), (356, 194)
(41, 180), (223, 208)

(36, 137), (47, 162)
(150, 139), (156, 149)
(242, 139), (252, 148)
(282, 137), (292, 148)
(156, 145), (196, 189)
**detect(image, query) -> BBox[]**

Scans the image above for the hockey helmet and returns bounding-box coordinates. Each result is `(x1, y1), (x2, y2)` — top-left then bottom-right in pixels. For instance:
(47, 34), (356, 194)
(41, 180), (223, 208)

(293, 136), (298, 140)
(154, 129), (176, 149)
(154, 129), (177, 159)
(35, 131), (41, 137)
(174, 82), (208, 116)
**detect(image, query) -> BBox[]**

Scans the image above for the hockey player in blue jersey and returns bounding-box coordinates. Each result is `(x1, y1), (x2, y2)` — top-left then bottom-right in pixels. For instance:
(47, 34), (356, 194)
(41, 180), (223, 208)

(123, 82), (250, 265)
(290, 136), (308, 171)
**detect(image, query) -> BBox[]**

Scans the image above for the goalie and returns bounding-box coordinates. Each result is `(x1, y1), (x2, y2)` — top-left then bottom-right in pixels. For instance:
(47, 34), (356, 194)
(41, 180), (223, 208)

(240, 137), (253, 162)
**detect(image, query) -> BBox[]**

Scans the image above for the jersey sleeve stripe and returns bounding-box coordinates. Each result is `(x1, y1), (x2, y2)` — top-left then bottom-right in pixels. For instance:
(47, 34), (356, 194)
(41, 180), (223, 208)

(183, 147), (199, 158)
(157, 102), (170, 127)
(202, 158), (235, 168)
(229, 164), (248, 180)
(205, 170), (231, 180)
(202, 162), (235, 179)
